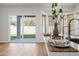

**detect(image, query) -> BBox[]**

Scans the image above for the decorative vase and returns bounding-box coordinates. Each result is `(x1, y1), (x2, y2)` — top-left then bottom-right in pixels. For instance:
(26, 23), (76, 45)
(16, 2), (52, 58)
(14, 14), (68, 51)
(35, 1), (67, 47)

(53, 22), (59, 39)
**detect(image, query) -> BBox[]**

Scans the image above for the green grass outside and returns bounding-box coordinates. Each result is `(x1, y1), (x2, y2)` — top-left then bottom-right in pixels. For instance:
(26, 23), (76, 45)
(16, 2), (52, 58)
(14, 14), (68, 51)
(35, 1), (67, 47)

(10, 34), (36, 40)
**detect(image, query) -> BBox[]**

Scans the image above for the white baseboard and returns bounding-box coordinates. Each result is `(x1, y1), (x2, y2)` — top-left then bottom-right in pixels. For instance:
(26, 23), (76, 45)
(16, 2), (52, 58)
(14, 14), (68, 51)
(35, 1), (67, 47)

(0, 41), (44, 43)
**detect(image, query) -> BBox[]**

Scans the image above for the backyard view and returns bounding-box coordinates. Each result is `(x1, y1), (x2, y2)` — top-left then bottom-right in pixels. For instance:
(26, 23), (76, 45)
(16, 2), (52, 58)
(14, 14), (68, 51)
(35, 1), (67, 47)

(10, 16), (36, 40)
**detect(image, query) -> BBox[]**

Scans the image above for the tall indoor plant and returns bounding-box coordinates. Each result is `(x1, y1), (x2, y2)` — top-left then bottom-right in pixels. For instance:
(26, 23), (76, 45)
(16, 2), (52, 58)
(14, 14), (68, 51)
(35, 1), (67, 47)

(52, 3), (59, 38)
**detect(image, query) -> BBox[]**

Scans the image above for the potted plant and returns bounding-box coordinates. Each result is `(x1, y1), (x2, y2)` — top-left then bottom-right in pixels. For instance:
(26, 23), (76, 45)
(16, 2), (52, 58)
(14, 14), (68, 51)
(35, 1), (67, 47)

(51, 3), (59, 39)
(51, 3), (70, 47)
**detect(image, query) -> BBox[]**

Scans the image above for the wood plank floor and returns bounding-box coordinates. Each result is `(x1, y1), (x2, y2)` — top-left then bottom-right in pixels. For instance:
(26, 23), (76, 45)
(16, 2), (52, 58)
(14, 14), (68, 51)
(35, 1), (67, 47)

(0, 43), (47, 56)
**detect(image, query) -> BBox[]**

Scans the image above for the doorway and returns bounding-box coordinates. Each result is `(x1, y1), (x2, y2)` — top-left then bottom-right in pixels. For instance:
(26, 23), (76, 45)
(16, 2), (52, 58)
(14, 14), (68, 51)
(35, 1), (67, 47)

(9, 15), (36, 42)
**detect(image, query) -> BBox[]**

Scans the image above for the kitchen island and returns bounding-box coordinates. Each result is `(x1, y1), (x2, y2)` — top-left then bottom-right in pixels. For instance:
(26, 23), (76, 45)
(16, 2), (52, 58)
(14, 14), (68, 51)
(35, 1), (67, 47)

(44, 36), (79, 56)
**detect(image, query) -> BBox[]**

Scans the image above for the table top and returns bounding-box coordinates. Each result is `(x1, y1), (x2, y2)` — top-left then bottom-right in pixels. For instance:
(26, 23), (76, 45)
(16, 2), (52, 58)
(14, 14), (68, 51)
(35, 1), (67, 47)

(48, 44), (78, 52)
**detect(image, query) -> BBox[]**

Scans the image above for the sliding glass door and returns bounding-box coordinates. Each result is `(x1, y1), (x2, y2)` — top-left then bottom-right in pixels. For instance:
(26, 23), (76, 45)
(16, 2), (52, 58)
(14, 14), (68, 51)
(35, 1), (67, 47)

(10, 16), (22, 40)
(10, 15), (36, 42)
(22, 16), (36, 39)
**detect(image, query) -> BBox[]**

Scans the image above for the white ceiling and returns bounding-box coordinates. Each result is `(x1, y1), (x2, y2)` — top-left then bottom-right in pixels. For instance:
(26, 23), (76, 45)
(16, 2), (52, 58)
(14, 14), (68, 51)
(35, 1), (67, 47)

(0, 3), (49, 7)
(0, 3), (78, 7)
(63, 3), (78, 7)
(0, 3), (78, 12)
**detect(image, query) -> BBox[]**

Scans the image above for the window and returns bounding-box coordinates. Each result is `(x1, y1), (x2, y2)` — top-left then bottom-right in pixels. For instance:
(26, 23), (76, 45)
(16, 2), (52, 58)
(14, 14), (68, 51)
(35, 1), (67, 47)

(67, 14), (75, 37)
(42, 15), (46, 34)
(48, 15), (54, 26)
(23, 16), (36, 26)
(67, 14), (74, 23)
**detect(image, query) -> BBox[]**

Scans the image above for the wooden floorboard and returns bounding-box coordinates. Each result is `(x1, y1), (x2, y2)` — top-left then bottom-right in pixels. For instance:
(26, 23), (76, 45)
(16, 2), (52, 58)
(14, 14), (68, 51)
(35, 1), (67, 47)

(0, 43), (47, 56)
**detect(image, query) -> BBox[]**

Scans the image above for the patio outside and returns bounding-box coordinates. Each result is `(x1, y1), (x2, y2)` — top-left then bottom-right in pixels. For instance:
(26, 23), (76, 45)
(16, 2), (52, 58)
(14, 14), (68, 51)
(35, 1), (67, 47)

(10, 16), (36, 40)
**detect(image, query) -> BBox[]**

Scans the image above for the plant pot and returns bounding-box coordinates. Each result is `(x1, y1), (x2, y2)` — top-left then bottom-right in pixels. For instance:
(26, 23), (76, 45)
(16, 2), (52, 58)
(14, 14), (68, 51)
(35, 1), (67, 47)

(53, 22), (59, 38)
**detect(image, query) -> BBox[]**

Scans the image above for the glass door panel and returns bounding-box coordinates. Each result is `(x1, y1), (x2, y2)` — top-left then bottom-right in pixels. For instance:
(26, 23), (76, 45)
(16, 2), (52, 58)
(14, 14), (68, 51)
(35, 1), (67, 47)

(10, 16), (22, 41)
(23, 16), (36, 38)
(10, 16), (17, 40)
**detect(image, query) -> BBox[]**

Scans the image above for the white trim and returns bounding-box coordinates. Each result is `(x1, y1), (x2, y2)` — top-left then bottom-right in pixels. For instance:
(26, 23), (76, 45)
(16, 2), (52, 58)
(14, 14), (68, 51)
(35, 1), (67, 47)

(8, 14), (37, 42)
(0, 41), (44, 43)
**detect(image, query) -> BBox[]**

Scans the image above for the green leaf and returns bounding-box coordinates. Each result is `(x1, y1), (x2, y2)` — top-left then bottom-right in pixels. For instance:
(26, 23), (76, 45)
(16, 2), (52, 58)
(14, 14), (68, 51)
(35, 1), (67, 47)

(51, 3), (58, 20)
(55, 3), (57, 6)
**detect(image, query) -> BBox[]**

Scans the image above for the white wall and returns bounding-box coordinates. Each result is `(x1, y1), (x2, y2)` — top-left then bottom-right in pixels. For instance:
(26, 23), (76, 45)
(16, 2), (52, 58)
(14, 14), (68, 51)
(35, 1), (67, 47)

(0, 6), (44, 42)
(0, 3), (78, 42)
(40, 4), (76, 35)
(0, 7), (9, 41)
